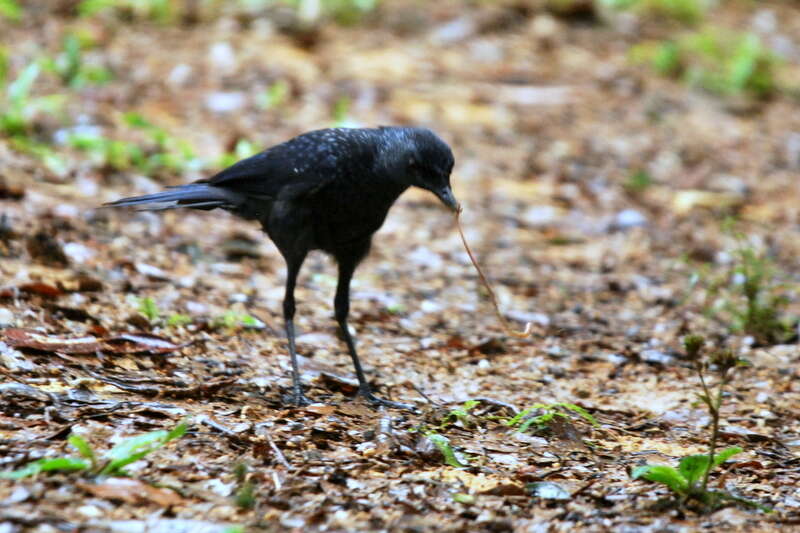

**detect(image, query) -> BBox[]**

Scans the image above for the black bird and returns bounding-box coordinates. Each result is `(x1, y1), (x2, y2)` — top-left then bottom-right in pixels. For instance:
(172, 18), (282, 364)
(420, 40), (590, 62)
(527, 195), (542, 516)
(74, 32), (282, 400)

(106, 126), (459, 408)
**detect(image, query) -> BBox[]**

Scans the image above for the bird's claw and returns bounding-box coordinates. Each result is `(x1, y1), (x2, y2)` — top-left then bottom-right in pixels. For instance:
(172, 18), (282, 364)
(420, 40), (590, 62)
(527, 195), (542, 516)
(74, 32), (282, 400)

(359, 389), (417, 411)
(288, 390), (313, 407)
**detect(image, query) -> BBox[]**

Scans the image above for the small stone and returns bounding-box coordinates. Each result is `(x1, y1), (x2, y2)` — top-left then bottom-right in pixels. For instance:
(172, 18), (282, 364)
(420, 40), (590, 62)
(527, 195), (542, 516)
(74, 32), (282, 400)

(613, 209), (647, 229)
(0, 308), (13, 327)
(205, 92), (245, 113)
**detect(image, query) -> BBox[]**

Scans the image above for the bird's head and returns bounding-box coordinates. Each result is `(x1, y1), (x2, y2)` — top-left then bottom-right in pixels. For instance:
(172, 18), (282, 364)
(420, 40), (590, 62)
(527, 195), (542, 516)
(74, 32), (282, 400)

(382, 127), (459, 212)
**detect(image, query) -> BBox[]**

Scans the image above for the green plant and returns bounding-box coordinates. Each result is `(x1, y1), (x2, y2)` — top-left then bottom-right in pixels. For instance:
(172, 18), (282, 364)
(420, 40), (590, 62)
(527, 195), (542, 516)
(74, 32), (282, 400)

(0, 421), (188, 479)
(424, 431), (469, 468)
(138, 296), (160, 323)
(631, 28), (781, 98)
(0, 0), (21, 21)
(439, 400), (480, 429)
(67, 131), (144, 171)
(689, 241), (795, 345)
(624, 169), (653, 193)
(506, 402), (598, 433)
(78, 0), (174, 23)
(217, 139), (259, 169)
(43, 34), (113, 88)
(257, 80), (290, 110)
(167, 313), (192, 327)
(599, 0), (709, 24)
(233, 463), (256, 509)
(0, 62), (66, 137)
(280, 0), (379, 25)
(122, 112), (200, 175)
(213, 310), (263, 331)
(632, 336), (768, 511)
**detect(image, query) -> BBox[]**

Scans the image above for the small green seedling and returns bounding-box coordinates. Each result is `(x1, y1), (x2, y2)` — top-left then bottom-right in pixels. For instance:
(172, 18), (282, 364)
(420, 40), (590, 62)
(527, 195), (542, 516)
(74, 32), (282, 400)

(0, 0), (21, 21)
(233, 463), (256, 510)
(257, 80), (290, 110)
(43, 34), (113, 88)
(1, 62), (66, 137)
(0, 421), (188, 480)
(424, 431), (469, 468)
(79, 0), (174, 23)
(632, 447), (748, 506)
(632, 336), (769, 512)
(166, 313), (192, 327)
(213, 311), (264, 331)
(217, 139), (259, 169)
(506, 402), (598, 433)
(439, 400), (480, 429)
(631, 27), (781, 98)
(138, 296), (160, 323)
(688, 237), (795, 345)
(599, 0), (708, 24)
(624, 170), (653, 193)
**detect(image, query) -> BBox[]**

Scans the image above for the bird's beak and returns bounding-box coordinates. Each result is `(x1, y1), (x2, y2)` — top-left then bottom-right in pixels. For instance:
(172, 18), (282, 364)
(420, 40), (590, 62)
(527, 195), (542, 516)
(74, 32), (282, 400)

(435, 186), (460, 212)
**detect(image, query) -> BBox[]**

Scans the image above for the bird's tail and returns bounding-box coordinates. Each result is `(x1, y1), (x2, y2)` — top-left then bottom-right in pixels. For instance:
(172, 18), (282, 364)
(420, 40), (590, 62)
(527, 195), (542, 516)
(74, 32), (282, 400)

(104, 183), (244, 211)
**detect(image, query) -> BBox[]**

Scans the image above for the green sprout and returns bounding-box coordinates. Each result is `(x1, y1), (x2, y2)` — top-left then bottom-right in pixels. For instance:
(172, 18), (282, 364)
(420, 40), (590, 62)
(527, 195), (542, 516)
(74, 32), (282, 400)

(506, 402), (598, 433)
(632, 336), (768, 512)
(631, 28), (781, 98)
(0, 421), (188, 479)
(257, 80), (290, 110)
(166, 313), (192, 327)
(0, 0), (21, 21)
(78, 0), (174, 23)
(43, 34), (113, 88)
(424, 431), (468, 468)
(440, 400), (480, 429)
(599, 0), (709, 24)
(138, 296), (160, 323)
(213, 311), (263, 331)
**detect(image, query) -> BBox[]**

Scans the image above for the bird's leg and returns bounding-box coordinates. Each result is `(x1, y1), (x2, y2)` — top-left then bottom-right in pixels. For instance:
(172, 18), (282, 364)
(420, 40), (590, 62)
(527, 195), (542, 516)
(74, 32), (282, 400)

(283, 254), (312, 407)
(335, 261), (415, 411)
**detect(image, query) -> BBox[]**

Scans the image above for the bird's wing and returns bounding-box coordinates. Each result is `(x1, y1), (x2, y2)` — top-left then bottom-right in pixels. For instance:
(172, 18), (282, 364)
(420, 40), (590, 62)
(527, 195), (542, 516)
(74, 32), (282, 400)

(200, 131), (346, 201)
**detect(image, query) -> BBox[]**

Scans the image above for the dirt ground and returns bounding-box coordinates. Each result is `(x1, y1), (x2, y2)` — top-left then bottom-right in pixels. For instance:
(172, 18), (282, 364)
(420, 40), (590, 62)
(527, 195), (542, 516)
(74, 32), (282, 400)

(1, 1), (800, 531)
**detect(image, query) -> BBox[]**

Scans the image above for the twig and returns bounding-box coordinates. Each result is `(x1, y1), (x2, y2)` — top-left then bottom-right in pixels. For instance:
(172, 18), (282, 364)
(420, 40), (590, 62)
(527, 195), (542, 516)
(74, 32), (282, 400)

(410, 383), (439, 406)
(262, 427), (291, 470)
(455, 208), (532, 338)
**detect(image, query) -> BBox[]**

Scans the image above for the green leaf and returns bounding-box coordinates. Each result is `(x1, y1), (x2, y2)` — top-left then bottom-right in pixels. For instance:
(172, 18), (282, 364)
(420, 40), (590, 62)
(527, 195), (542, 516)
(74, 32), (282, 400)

(100, 421), (188, 476)
(0, 0), (22, 21)
(678, 454), (710, 487)
(452, 493), (475, 504)
(78, 0), (116, 17)
(138, 297), (159, 322)
(7, 62), (40, 105)
(167, 313), (192, 327)
(425, 432), (467, 468)
(556, 402), (599, 427)
(68, 434), (96, 468)
(631, 464), (688, 494)
(712, 446), (743, 469)
(0, 457), (88, 479)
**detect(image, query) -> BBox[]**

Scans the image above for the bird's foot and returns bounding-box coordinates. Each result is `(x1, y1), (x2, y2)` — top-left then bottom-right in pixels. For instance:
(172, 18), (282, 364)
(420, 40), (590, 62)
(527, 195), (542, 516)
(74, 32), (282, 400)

(359, 388), (417, 411)
(287, 389), (313, 407)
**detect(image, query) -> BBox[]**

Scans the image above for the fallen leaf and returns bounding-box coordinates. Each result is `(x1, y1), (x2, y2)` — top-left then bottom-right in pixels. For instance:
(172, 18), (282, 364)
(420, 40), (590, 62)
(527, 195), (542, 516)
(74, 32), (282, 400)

(18, 282), (63, 299)
(528, 481), (571, 501)
(78, 478), (183, 506)
(103, 334), (187, 354)
(3, 329), (186, 355)
(4, 329), (102, 354)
